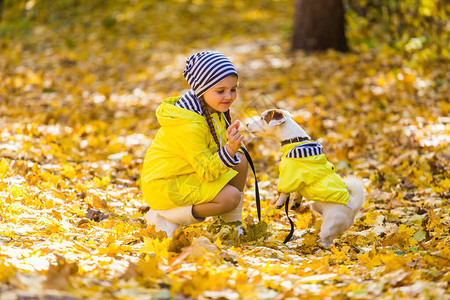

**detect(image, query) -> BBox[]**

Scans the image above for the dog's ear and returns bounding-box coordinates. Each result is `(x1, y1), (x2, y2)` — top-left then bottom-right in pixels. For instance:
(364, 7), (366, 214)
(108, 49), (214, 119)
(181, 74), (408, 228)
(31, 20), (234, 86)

(264, 110), (287, 127)
(286, 111), (294, 119)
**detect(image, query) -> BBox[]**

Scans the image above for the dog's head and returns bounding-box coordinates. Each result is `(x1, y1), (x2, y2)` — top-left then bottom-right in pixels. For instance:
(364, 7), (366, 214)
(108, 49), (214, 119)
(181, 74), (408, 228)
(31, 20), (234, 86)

(246, 109), (296, 140)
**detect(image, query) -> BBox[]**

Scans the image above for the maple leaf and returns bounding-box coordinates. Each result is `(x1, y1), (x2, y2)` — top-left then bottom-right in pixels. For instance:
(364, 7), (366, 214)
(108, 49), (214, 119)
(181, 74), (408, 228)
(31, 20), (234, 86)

(169, 236), (221, 270)
(140, 237), (169, 259)
(0, 259), (16, 283)
(85, 208), (111, 222)
(0, 158), (9, 178)
(43, 255), (78, 290)
(121, 253), (167, 285)
(167, 228), (192, 253)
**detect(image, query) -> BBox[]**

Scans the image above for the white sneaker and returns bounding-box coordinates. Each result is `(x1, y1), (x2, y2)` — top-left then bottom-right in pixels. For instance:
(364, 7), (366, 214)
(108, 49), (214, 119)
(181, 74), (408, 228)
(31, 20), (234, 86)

(145, 210), (179, 238)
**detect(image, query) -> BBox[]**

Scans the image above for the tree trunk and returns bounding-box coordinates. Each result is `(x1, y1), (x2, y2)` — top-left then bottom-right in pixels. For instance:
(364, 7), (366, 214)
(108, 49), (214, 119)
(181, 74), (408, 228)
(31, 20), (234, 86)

(292, 0), (349, 52)
(0, 0), (4, 21)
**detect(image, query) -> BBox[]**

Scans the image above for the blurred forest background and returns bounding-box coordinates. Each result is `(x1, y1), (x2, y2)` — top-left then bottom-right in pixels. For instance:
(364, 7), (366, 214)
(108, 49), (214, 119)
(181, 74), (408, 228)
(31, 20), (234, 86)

(0, 0), (449, 299)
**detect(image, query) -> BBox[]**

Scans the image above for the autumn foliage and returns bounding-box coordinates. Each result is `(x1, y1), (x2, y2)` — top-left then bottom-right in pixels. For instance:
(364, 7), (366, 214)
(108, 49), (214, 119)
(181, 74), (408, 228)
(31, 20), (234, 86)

(0, 0), (449, 299)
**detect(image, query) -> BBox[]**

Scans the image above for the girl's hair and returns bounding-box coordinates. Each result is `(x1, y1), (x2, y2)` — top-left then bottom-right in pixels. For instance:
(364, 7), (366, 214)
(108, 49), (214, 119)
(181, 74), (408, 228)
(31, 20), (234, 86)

(199, 97), (232, 148)
(224, 110), (232, 129)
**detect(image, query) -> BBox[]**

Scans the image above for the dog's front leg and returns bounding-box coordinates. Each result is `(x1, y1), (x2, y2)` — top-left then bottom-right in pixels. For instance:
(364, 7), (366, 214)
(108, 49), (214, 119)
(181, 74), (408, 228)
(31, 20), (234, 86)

(275, 192), (290, 209)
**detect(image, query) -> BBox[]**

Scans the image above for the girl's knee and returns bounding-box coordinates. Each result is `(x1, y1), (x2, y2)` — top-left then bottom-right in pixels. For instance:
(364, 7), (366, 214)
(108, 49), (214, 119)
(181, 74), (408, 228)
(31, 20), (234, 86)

(222, 186), (241, 212)
(229, 189), (241, 209)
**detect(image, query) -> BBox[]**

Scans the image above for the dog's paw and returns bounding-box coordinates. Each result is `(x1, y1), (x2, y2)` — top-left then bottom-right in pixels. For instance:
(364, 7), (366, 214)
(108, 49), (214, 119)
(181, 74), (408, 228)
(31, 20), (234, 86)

(274, 194), (288, 209)
(274, 199), (286, 209)
(290, 201), (301, 211)
(275, 203), (284, 209)
(318, 238), (333, 249)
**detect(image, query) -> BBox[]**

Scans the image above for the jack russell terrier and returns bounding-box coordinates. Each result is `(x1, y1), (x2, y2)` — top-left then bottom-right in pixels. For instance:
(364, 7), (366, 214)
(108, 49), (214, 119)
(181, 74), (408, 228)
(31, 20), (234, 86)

(247, 109), (365, 247)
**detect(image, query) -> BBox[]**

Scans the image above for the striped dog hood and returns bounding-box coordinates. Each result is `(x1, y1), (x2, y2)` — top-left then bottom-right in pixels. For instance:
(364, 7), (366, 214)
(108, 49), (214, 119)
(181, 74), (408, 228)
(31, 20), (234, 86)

(285, 142), (324, 158)
(176, 51), (238, 115)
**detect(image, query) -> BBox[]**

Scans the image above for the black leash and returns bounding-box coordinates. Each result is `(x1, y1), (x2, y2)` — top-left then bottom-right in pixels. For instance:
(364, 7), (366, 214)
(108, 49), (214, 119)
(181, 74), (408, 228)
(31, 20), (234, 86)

(283, 195), (295, 243)
(240, 146), (261, 222)
(239, 145), (295, 243)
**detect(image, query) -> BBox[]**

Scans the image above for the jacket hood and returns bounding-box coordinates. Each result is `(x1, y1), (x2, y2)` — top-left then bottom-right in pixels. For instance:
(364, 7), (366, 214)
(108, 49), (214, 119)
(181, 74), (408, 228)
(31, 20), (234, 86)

(156, 97), (206, 127)
(281, 141), (327, 164)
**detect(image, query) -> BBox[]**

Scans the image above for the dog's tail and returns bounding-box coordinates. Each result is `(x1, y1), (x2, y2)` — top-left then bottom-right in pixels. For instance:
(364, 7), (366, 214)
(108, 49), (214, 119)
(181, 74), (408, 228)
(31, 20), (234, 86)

(345, 176), (365, 211)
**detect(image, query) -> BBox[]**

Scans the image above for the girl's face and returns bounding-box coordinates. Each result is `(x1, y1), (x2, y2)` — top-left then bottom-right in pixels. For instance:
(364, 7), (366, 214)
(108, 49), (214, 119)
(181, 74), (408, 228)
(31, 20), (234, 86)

(202, 75), (238, 113)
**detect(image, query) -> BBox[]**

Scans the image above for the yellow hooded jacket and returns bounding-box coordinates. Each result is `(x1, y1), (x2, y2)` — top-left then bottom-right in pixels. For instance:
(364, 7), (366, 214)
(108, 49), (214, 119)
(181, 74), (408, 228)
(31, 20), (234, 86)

(278, 141), (349, 205)
(141, 97), (238, 210)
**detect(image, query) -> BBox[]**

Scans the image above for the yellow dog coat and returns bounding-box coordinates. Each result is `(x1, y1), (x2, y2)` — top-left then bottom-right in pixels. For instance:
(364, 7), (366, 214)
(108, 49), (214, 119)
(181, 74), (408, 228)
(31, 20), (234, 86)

(278, 141), (349, 206)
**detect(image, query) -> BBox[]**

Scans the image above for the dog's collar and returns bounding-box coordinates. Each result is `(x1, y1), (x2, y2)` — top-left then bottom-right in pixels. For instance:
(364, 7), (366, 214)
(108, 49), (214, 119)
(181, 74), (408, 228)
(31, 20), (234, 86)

(281, 137), (310, 146)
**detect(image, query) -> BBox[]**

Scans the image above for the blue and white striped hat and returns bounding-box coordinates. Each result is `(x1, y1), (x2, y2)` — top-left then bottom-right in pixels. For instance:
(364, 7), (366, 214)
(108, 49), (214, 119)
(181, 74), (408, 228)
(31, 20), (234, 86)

(183, 51), (238, 98)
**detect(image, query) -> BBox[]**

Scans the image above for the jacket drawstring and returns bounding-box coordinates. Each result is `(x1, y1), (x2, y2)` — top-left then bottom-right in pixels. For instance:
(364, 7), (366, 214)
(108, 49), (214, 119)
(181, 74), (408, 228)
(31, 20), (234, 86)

(212, 118), (223, 148)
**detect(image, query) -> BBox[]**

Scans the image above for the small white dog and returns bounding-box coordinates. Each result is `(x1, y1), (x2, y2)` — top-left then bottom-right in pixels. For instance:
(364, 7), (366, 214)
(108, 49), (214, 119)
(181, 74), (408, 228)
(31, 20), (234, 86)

(247, 109), (365, 247)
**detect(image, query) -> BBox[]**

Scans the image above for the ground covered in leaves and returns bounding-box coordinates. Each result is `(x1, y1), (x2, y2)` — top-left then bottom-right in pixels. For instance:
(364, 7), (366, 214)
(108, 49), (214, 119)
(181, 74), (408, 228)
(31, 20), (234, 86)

(0, 0), (449, 299)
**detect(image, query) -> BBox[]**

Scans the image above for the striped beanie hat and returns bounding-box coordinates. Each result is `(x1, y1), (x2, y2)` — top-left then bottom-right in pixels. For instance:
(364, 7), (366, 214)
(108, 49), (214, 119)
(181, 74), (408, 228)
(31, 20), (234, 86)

(183, 51), (238, 98)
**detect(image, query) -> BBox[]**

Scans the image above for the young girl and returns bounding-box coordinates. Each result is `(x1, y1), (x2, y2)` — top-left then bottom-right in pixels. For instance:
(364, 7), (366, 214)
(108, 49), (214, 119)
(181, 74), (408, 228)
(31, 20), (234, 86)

(141, 51), (248, 237)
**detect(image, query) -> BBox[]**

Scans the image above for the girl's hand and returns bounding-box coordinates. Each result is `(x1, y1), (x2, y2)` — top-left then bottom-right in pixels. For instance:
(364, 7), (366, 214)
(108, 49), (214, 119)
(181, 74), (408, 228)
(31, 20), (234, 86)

(226, 120), (243, 156)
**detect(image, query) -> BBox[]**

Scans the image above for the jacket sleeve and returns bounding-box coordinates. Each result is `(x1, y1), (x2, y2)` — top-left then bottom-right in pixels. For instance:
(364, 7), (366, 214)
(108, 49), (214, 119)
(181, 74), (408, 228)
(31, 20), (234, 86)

(175, 123), (238, 182)
(218, 146), (241, 167)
